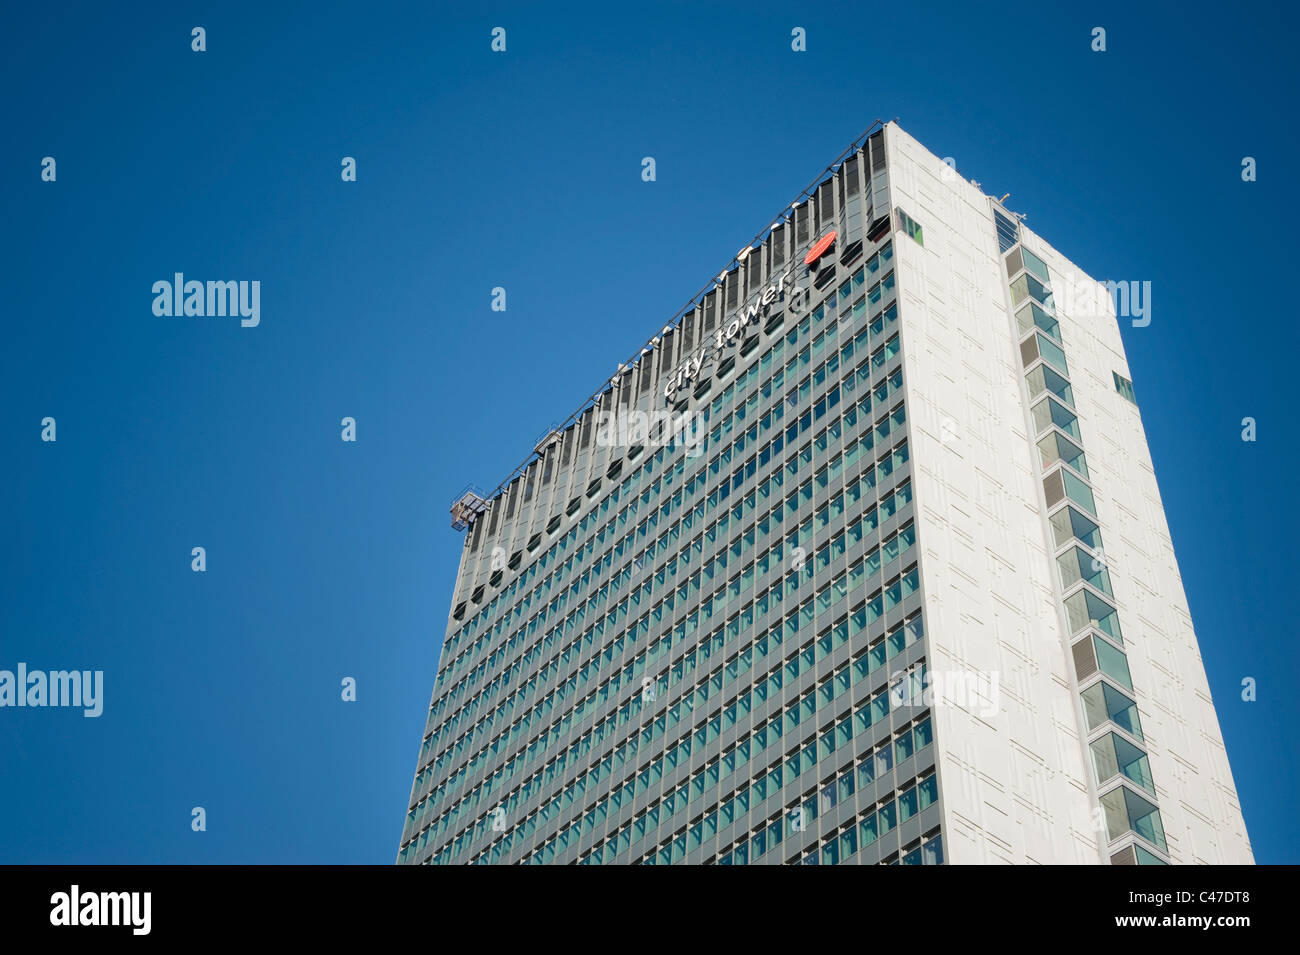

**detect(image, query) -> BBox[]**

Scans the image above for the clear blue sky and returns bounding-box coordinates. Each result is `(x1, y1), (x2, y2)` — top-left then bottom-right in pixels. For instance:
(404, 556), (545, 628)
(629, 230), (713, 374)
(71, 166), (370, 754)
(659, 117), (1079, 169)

(1, 1), (1296, 864)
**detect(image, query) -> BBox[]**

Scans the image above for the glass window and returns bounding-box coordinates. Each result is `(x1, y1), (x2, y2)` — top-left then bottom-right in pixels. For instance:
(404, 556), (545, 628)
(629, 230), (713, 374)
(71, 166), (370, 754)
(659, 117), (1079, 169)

(1113, 372), (1137, 404)
(1065, 588), (1124, 644)
(1025, 363), (1074, 408)
(994, 209), (1019, 253)
(1061, 469), (1096, 515)
(1009, 272), (1054, 310)
(875, 741), (894, 777)
(1029, 394), (1081, 441)
(895, 728), (915, 763)
(858, 759), (874, 789)
(1037, 431), (1088, 478)
(1035, 332), (1069, 376)
(918, 773), (938, 810)
(1016, 301), (1061, 342)
(922, 833), (944, 865)
(877, 799), (897, 834)
(1049, 506), (1103, 551)
(1093, 635), (1134, 691)
(897, 208), (924, 246)
(860, 812), (878, 847)
(839, 826), (858, 860)
(1020, 247), (1050, 283)
(1090, 731), (1155, 794)
(1056, 544), (1113, 597)
(1081, 680), (1143, 740)
(1099, 786), (1167, 852)
(1004, 246), (1023, 279)
(838, 772), (854, 803)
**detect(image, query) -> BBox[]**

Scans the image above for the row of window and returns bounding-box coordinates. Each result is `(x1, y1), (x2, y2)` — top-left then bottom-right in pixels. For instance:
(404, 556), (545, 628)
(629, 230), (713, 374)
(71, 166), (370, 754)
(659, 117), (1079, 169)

(718, 828), (942, 866)
(406, 594), (926, 857)
(445, 247), (901, 664)
(416, 389), (920, 842)
(620, 718), (938, 866)
(420, 364), (913, 775)
(466, 671), (932, 866)
(647, 772), (937, 866)
(417, 523), (922, 826)
(412, 236), (917, 862)
(462, 662), (931, 866)
(446, 244), (897, 661)
(419, 413), (915, 790)
(443, 293), (903, 689)
(413, 615), (926, 863)
(1005, 238), (1166, 862)
(437, 303), (904, 700)
(414, 449), (918, 812)
(539, 621), (924, 866)
(406, 554), (923, 856)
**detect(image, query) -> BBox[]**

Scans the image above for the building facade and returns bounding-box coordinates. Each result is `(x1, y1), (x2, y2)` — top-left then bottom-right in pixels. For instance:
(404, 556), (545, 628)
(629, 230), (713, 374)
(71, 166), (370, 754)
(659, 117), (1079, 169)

(398, 121), (1253, 865)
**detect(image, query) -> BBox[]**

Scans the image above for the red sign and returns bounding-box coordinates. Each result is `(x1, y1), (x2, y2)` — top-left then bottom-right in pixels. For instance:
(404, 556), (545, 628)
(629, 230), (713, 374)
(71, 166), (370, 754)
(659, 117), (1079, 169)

(804, 231), (837, 265)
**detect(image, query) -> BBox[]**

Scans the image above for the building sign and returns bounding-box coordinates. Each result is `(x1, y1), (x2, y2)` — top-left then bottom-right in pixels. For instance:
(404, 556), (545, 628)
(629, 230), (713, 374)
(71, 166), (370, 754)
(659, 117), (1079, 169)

(804, 230), (836, 266)
(664, 267), (809, 401)
(661, 229), (841, 402)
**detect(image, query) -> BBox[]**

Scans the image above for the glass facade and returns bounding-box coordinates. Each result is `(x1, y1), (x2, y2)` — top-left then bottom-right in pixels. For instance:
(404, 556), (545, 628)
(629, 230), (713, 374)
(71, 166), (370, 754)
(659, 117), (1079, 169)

(394, 125), (1243, 866)
(400, 126), (944, 865)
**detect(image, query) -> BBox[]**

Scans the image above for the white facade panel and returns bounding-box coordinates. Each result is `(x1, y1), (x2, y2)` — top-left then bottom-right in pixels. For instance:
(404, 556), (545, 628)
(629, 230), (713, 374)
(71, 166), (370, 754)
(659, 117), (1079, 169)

(883, 122), (1251, 864)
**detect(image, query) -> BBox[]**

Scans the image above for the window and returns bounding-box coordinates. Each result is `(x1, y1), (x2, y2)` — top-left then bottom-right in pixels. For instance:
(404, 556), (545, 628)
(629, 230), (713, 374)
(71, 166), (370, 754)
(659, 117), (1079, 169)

(1090, 731), (1155, 794)
(1092, 635), (1133, 690)
(1016, 301), (1061, 343)
(877, 799), (897, 834)
(1037, 431), (1088, 478)
(895, 728), (915, 763)
(1031, 395), (1080, 440)
(1010, 272), (1055, 310)
(994, 208), (1020, 253)
(922, 833), (944, 865)
(875, 741), (894, 777)
(1061, 469), (1096, 515)
(1026, 363), (1074, 408)
(896, 208), (924, 246)
(1080, 680), (1143, 740)
(1134, 845), (1166, 865)
(1049, 505), (1103, 551)
(914, 715), (933, 749)
(1057, 544), (1112, 596)
(1004, 246), (1023, 278)
(1020, 247), (1050, 283)
(860, 813), (878, 847)
(1113, 372), (1137, 404)
(918, 773), (938, 810)
(899, 784), (918, 821)
(1099, 786), (1167, 852)
(839, 826), (858, 860)
(1065, 588), (1124, 644)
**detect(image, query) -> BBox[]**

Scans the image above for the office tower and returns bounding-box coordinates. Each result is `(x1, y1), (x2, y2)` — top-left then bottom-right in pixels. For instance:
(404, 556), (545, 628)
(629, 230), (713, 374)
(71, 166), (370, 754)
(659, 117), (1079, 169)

(398, 121), (1252, 865)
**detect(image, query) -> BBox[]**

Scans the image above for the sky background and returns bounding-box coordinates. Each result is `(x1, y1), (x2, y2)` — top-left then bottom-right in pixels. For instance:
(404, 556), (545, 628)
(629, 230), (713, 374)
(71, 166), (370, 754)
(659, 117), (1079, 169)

(1, 0), (1296, 864)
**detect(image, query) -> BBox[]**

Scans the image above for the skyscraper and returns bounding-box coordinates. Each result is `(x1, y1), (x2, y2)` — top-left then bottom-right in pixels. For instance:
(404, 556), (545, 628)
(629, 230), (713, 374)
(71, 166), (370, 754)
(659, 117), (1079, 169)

(398, 121), (1253, 865)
